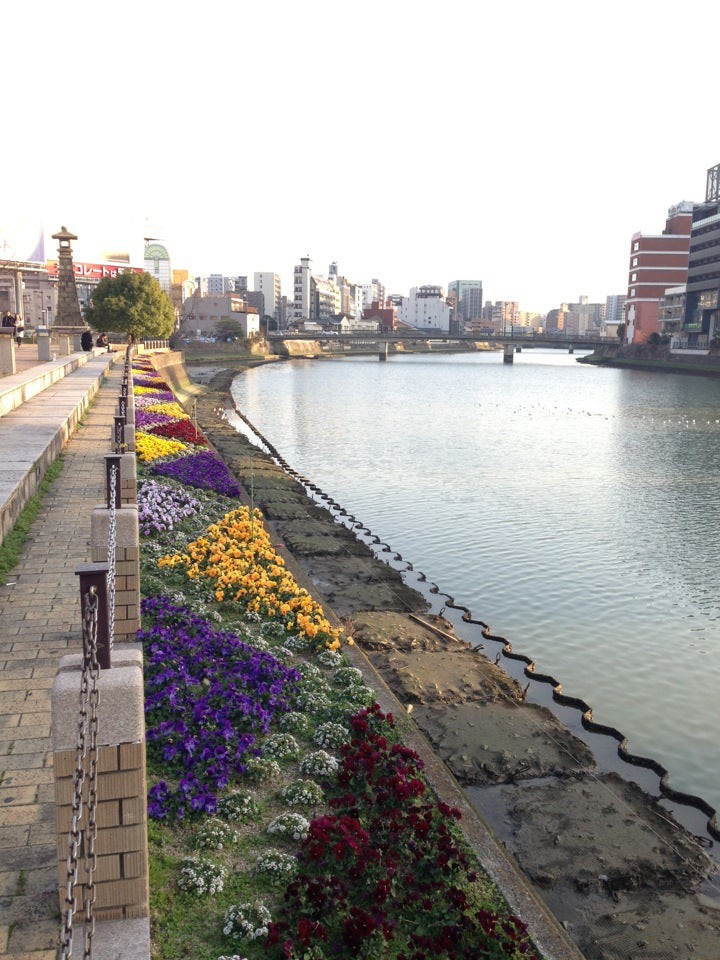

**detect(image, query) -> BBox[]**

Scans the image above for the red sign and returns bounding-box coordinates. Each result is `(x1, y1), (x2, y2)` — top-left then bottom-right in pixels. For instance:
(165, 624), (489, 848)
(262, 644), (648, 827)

(45, 261), (143, 280)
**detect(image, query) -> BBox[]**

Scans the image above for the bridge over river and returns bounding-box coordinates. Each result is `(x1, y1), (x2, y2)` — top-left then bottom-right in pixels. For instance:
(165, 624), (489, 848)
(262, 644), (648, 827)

(268, 330), (615, 362)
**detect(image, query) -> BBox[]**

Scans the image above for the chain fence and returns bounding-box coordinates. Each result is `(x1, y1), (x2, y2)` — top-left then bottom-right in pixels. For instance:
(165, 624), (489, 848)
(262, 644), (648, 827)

(57, 589), (100, 960)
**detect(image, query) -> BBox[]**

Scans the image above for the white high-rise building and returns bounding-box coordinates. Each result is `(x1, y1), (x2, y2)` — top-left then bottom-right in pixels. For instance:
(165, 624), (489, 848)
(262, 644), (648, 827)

(293, 256), (313, 320)
(254, 272), (282, 322)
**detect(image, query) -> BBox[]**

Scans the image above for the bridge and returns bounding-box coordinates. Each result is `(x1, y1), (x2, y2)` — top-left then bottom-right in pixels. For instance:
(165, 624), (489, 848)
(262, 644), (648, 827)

(268, 330), (614, 363)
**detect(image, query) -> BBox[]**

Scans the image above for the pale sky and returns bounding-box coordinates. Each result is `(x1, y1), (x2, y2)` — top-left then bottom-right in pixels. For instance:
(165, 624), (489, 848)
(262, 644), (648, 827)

(4, 0), (719, 313)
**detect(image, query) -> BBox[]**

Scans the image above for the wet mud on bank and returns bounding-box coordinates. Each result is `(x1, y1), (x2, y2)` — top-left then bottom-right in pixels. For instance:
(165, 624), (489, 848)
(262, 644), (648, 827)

(180, 359), (720, 960)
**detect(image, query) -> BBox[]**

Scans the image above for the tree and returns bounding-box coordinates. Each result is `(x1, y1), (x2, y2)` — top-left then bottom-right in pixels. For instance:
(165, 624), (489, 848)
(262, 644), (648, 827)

(84, 271), (175, 340)
(616, 322), (626, 341)
(214, 318), (245, 341)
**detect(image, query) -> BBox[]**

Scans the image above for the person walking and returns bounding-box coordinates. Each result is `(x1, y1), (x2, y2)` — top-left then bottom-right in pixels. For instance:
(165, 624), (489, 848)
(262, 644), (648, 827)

(14, 314), (23, 347)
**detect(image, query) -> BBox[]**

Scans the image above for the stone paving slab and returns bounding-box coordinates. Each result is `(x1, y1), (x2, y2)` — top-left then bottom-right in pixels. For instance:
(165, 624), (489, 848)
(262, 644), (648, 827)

(0, 359), (123, 958)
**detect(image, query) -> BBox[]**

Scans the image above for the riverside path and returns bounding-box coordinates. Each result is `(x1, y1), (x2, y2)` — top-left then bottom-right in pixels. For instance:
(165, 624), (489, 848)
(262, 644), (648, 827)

(0, 353), (120, 958)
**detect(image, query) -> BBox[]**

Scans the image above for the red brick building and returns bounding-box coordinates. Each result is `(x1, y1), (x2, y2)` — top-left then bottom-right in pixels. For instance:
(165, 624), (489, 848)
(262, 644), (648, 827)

(625, 202), (693, 343)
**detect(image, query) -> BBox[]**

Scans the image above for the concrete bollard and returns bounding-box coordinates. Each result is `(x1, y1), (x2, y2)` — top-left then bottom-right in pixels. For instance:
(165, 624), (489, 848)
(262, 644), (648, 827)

(58, 334), (71, 357)
(52, 646), (149, 924)
(37, 327), (52, 362)
(0, 328), (16, 375)
(91, 505), (141, 644)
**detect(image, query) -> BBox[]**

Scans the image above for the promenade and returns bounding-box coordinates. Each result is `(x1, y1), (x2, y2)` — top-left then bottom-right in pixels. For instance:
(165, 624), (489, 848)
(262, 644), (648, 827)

(0, 352), (120, 958)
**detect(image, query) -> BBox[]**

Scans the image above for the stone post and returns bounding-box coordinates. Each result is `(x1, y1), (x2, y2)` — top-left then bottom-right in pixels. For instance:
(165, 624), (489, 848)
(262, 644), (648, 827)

(52, 647), (149, 923)
(58, 334), (71, 357)
(37, 326), (51, 361)
(90, 505), (141, 644)
(0, 327), (16, 375)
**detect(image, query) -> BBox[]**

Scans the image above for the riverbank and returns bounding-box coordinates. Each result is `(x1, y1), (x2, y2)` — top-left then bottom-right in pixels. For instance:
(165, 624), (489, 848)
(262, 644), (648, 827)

(579, 342), (720, 377)
(171, 352), (720, 960)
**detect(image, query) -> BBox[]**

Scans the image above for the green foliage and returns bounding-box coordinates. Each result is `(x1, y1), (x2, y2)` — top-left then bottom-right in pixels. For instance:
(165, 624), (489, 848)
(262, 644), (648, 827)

(0, 458), (64, 585)
(84, 271), (175, 340)
(214, 318), (245, 340)
(616, 322), (626, 340)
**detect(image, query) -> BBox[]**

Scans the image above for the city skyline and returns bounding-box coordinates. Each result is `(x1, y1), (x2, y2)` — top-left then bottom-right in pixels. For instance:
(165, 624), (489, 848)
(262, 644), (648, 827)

(3, 1), (719, 313)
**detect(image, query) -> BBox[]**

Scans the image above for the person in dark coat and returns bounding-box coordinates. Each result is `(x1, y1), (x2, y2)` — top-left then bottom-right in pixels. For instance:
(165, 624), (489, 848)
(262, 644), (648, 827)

(81, 329), (94, 351)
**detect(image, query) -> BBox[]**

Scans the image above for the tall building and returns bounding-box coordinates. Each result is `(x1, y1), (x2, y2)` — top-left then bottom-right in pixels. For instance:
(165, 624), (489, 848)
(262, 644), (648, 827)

(144, 242), (171, 293)
(605, 294), (627, 326)
(683, 162), (720, 345)
(448, 280), (483, 327)
(624, 202), (693, 344)
(293, 256), (312, 320)
(254, 272), (282, 322)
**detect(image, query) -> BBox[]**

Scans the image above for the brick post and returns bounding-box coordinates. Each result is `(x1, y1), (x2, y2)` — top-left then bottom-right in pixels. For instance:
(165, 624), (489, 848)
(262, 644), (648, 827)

(52, 647), (149, 923)
(91, 506), (141, 644)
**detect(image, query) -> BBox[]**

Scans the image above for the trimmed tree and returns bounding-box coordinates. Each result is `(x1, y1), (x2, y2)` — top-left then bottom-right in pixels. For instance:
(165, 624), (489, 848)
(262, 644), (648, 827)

(84, 271), (176, 341)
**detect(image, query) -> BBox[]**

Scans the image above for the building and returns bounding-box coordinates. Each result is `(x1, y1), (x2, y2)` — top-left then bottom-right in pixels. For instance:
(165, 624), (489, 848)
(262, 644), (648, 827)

(143, 242), (172, 293)
(254, 272), (282, 323)
(361, 278), (385, 309)
(399, 286), (450, 332)
(545, 307), (568, 334)
(658, 285), (687, 335)
(565, 296), (605, 335)
(293, 256), (313, 320)
(483, 300), (520, 331)
(624, 202), (693, 344)
(362, 301), (396, 333)
(447, 280), (483, 330)
(683, 162), (720, 345)
(181, 293), (260, 339)
(605, 294), (627, 327)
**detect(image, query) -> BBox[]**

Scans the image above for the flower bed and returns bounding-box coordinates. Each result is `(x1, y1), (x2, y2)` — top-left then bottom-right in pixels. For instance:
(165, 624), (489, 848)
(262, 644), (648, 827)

(132, 359), (542, 960)
(148, 419), (209, 445)
(152, 450), (242, 497)
(158, 507), (342, 651)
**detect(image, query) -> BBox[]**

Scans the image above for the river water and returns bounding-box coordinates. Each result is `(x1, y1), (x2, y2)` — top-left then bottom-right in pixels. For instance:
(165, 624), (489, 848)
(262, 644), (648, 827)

(230, 350), (720, 813)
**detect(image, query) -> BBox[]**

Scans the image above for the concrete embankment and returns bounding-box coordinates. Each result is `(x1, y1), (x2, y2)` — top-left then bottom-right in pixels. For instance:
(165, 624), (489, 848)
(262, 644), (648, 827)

(157, 351), (720, 960)
(580, 343), (720, 377)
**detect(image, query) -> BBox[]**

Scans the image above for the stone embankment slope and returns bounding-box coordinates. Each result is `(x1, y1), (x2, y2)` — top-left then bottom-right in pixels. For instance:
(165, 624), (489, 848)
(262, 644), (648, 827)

(169, 354), (720, 960)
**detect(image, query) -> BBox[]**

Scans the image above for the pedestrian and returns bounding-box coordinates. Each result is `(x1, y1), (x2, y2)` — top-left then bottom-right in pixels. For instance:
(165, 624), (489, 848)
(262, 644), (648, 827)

(81, 329), (94, 351)
(14, 314), (23, 347)
(2, 310), (16, 333)
(96, 332), (109, 351)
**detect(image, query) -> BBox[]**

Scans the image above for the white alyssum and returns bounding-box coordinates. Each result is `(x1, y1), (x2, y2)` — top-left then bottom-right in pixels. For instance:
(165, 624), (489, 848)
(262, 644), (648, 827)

(177, 856), (227, 896)
(299, 750), (340, 779)
(267, 812), (311, 842)
(222, 901), (272, 942)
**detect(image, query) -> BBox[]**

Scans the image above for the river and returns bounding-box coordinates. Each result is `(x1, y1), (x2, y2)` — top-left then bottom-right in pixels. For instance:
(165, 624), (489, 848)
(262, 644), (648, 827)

(230, 349), (720, 814)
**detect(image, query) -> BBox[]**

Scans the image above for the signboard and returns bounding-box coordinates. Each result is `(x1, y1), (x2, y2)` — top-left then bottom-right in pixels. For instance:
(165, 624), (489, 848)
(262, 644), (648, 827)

(45, 261), (143, 280)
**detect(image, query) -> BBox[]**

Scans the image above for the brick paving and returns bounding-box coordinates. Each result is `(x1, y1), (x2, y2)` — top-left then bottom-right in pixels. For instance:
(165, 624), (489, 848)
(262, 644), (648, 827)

(0, 362), (122, 958)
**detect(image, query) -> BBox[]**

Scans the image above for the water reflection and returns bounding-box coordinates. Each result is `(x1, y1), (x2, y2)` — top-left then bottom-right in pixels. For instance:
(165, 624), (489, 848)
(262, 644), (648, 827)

(230, 351), (720, 810)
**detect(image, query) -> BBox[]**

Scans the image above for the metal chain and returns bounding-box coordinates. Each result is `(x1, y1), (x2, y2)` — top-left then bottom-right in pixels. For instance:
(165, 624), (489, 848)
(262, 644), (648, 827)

(57, 590), (100, 960)
(107, 464), (117, 651)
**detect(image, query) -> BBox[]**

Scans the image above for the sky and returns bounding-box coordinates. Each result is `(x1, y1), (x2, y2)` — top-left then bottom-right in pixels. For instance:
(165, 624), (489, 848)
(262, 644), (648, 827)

(3, 0), (720, 313)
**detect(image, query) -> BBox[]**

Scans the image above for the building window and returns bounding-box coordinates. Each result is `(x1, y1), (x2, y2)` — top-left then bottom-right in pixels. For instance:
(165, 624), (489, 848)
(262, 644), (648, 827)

(631, 273), (637, 282)
(632, 257), (638, 267)
(633, 241), (639, 252)
(630, 288), (636, 296)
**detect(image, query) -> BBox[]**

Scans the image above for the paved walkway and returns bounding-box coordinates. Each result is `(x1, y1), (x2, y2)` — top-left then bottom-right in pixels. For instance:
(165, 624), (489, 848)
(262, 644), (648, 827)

(0, 361), (122, 958)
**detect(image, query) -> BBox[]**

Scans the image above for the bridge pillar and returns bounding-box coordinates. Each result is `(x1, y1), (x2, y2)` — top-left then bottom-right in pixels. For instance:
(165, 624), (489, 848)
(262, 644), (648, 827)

(503, 343), (514, 364)
(379, 342), (388, 361)
(568, 346), (574, 354)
